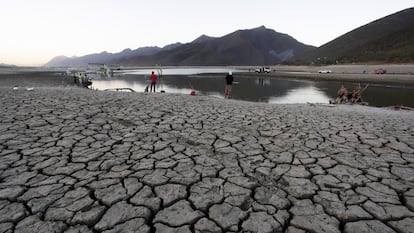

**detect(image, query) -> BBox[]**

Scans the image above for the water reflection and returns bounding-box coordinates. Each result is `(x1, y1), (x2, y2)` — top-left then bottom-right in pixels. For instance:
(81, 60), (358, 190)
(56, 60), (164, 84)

(92, 79), (195, 95)
(122, 68), (245, 75)
(92, 75), (330, 104)
(269, 86), (330, 104)
(91, 73), (414, 107)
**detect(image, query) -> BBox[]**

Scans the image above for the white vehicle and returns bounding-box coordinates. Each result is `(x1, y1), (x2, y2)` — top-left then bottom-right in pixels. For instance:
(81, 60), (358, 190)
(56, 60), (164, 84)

(318, 70), (332, 74)
(256, 67), (271, 73)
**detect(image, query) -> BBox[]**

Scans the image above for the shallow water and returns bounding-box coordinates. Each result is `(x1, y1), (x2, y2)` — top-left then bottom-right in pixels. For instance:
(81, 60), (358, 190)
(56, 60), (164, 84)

(121, 67), (246, 75)
(91, 69), (414, 107)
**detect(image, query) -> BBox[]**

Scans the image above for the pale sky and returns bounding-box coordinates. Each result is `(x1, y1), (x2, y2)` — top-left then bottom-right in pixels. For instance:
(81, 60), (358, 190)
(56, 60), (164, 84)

(1, 0), (412, 66)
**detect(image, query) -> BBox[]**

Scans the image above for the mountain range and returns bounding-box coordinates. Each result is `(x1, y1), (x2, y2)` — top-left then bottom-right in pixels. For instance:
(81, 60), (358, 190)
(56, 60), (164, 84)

(44, 7), (414, 67)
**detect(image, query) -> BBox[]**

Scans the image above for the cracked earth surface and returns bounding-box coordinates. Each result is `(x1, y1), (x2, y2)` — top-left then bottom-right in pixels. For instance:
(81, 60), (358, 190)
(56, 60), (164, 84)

(0, 87), (413, 233)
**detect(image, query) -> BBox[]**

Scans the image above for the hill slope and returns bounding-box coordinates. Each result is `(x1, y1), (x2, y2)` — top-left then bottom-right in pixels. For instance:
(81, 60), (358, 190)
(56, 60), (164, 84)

(114, 26), (315, 66)
(294, 8), (414, 64)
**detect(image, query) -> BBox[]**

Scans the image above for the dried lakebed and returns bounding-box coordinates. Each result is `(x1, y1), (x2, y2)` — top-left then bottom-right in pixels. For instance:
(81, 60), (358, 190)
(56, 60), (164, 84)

(0, 87), (414, 233)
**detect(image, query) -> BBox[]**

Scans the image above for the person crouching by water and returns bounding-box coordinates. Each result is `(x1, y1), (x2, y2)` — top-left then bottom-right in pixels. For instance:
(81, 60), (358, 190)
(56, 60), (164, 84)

(150, 71), (157, 93)
(225, 71), (234, 98)
(350, 84), (363, 103)
(336, 85), (348, 103)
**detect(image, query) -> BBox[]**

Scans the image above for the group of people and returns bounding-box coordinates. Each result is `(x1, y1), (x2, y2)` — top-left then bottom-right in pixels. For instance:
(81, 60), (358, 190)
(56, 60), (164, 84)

(145, 70), (235, 98)
(73, 73), (92, 88)
(335, 84), (365, 104)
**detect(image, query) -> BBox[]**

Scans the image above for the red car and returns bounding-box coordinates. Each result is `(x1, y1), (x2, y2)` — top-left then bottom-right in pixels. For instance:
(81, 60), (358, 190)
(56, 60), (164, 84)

(374, 69), (387, 74)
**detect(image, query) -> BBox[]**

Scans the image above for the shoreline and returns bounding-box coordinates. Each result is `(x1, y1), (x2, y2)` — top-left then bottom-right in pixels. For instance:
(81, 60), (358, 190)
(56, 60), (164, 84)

(2, 64), (414, 86)
(234, 71), (414, 86)
(1, 67), (414, 109)
(197, 64), (414, 86)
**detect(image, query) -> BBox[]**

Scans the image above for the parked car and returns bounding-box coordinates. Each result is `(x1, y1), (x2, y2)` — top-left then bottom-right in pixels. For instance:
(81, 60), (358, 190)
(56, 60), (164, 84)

(256, 67), (271, 73)
(318, 69), (332, 74)
(374, 69), (387, 74)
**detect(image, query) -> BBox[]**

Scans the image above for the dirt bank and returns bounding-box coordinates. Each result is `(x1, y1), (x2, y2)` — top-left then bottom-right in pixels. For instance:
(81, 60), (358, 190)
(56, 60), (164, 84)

(234, 64), (414, 86)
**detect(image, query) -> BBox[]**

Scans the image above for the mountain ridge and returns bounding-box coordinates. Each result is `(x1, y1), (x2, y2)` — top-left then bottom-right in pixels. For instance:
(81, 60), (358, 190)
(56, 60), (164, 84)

(44, 26), (314, 67)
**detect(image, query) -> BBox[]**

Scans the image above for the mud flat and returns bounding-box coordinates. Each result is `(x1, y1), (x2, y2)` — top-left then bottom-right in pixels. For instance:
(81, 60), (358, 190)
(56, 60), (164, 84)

(237, 64), (414, 86)
(0, 69), (72, 87)
(0, 71), (414, 232)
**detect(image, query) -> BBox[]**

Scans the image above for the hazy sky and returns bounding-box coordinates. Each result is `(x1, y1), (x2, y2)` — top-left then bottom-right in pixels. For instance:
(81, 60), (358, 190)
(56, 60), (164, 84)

(1, 0), (412, 66)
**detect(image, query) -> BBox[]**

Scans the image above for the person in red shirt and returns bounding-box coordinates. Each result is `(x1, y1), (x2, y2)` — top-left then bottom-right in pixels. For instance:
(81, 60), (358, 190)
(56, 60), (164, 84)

(150, 71), (157, 92)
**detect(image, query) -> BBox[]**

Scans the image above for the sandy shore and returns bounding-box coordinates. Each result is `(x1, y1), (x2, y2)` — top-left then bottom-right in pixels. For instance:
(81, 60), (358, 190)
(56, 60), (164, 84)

(1, 71), (414, 232)
(233, 64), (414, 86)
(159, 64), (414, 86)
(268, 64), (414, 74)
(0, 70), (73, 87)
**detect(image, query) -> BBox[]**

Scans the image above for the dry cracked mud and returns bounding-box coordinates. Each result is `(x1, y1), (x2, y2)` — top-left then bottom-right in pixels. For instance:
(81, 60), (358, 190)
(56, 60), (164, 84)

(0, 87), (413, 233)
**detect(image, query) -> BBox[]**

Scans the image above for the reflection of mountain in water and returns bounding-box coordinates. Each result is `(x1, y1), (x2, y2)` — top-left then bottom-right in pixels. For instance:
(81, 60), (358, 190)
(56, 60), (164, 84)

(94, 75), (327, 103)
(231, 78), (305, 102)
(161, 76), (317, 102)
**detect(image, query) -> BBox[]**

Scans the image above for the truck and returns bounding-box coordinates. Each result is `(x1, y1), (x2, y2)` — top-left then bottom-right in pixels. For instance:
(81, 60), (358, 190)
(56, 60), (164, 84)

(318, 69), (332, 74)
(255, 67), (271, 73)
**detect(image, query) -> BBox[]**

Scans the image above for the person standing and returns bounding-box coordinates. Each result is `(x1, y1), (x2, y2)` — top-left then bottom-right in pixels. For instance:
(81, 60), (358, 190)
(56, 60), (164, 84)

(225, 71), (234, 98)
(150, 71), (157, 93)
